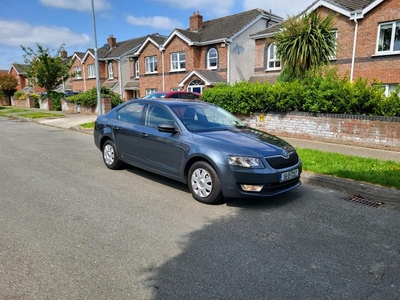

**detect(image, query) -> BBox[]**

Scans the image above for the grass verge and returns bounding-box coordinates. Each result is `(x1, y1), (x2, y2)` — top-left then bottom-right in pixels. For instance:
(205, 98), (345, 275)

(297, 148), (400, 190)
(80, 121), (95, 129)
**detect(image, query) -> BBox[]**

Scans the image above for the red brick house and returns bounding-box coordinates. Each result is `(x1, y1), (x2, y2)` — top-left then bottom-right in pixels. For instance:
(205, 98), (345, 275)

(69, 34), (164, 100)
(134, 9), (283, 96)
(8, 63), (45, 94)
(250, 0), (400, 95)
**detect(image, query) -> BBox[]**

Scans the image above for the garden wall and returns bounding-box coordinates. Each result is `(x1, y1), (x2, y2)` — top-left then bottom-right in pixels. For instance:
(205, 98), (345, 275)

(61, 98), (111, 115)
(10, 96), (36, 108)
(242, 112), (400, 151)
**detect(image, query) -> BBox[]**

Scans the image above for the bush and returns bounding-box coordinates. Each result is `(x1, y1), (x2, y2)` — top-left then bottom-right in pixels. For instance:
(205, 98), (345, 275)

(201, 66), (397, 116)
(14, 91), (28, 100)
(67, 87), (123, 108)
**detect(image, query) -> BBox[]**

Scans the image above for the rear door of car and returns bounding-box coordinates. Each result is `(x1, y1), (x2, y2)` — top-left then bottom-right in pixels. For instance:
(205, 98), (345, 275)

(113, 102), (146, 164)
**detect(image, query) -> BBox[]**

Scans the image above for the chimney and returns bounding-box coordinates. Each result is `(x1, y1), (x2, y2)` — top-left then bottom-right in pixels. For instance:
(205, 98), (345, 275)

(60, 50), (67, 59)
(190, 11), (203, 31)
(107, 34), (117, 49)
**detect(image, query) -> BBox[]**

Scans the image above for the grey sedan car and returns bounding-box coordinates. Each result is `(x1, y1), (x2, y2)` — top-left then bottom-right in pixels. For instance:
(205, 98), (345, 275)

(94, 99), (302, 204)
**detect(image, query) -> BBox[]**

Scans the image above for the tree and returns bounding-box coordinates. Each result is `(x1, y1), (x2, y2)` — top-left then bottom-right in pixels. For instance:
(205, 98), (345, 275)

(274, 11), (337, 80)
(0, 74), (18, 106)
(20, 43), (71, 93)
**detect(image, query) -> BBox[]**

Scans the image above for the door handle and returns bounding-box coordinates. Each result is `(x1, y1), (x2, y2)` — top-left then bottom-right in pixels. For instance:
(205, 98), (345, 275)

(140, 133), (149, 137)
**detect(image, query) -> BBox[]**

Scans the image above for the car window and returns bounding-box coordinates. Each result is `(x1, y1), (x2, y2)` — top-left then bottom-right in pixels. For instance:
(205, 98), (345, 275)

(180, 93), (197, 99)
(117, 102), (145, 125)
(146, 104), (174, 128)
(168, 93), (180, 98)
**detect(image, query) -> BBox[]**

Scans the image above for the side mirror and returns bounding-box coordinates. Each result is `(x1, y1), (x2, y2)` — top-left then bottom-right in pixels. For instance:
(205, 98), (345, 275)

(157, 123), (177, 133)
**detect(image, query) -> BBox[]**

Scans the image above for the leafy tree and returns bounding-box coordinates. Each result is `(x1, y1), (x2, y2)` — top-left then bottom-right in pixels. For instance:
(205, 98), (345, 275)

(20, 43), (72, 93)
(0, 73), (18, 105)
(274, 11), (337, 80)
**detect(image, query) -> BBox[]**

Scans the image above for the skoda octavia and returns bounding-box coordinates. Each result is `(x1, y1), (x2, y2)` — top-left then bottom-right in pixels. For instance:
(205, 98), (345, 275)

(94, 99), (302, 204)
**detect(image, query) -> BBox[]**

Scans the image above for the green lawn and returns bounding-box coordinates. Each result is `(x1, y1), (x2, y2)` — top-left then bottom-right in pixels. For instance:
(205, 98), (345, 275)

(297, 148), (400, 190)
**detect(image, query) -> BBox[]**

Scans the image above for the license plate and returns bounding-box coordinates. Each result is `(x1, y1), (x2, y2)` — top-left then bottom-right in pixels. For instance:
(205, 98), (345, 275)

(279, 169), (299, 182)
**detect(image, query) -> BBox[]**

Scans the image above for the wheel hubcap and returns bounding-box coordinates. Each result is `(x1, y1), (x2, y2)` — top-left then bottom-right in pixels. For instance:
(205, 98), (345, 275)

(104, 144), (114, 165)
(191, 168), (212, 198)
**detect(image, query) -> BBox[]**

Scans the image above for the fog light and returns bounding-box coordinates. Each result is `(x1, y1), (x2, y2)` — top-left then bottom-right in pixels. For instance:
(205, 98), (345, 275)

(240, 184), (264, 192)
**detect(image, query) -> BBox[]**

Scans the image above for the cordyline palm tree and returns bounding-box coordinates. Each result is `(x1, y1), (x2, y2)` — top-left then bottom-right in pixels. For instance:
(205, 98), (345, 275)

(274, 11), (338, 81)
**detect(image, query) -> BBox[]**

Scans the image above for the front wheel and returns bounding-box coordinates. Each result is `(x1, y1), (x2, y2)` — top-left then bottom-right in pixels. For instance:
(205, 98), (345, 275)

(102, 140), (123, 170)
(188, 161), (223, 204)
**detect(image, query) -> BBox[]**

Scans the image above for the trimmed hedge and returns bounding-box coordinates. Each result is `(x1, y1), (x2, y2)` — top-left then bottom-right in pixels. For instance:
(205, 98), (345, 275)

(67, 87), (123, 108)
(201, 67), (400, 117)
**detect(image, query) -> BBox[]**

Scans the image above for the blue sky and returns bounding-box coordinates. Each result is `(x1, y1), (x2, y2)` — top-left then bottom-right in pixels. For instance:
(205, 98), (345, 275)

(0, 0), (314, 70)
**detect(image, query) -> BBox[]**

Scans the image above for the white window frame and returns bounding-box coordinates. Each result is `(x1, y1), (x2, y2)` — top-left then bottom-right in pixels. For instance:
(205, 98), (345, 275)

(135, 60), (139, 78)
(171, 52), (186, 71)
(207, 48), (217, 70)
(108, 62), (114, 79)
(145, 56), (158, 73)
(380, 84), (400, 97)
(88, 64), (95, 78)
(329, 30), (338, 60)
(267, 44), (281, 71)
(376, 21), (400, 54)
(74, 66), (82, 79)
(146, 88), (157, 95)
(188, 79), (204, 94)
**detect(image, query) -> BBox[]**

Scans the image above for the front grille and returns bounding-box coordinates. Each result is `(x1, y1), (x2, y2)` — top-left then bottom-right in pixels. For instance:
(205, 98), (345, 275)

(265, 152), (299, 169)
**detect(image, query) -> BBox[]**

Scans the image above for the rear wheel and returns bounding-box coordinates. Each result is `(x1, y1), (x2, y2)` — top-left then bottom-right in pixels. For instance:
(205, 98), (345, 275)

(188, 161), (223, 204)
(102, 140), (123, 170)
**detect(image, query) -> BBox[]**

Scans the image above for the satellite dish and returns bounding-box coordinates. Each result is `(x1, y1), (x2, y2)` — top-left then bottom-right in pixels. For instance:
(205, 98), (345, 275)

(232, 44), (244, 55)
(103, 44), (110, 50)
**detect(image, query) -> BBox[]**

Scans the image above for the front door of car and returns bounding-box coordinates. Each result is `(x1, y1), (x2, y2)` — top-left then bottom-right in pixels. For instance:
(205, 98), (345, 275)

(139, 104), (185, 179)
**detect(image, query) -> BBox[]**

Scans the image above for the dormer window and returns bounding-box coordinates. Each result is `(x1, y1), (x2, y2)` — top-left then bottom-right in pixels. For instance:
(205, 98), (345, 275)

(207, 48), (217, 69)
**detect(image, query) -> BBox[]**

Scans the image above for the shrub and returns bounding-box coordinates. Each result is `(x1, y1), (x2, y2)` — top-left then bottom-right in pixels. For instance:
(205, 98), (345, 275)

(67, 87), (123, 108)
(14, 91), (28, 100)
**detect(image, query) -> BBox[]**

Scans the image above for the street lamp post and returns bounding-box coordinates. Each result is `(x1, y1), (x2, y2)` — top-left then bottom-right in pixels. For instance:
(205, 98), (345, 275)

(91, 0), (102, 115)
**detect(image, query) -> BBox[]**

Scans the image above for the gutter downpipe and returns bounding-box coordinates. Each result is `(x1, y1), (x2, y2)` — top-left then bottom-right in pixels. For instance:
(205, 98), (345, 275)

(350, 12), (361, 82)
(224, 39), (230, 83)
(160, 46), (165, 91)
(117, 59), (123, 99)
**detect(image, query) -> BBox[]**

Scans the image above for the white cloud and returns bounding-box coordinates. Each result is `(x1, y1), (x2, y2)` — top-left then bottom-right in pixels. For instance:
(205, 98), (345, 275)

(0, 20), (90, 48)
(39, 0), (111, 12)
(243, 0), (314, 18)
(126, 15), (183, 30)
(152, 0), (234, 17)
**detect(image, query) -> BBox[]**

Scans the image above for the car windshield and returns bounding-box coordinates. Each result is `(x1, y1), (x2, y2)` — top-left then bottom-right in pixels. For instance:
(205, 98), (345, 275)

(170, 103), (246, 132)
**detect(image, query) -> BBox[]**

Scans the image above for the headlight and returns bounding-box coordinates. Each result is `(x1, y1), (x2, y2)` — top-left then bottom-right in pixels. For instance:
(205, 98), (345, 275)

(228, 156), (263, 168)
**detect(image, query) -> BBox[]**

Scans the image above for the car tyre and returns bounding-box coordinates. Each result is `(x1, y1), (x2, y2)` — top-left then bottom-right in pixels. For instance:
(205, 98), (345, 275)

(102, 140), (123, 170)
(188, 161), (223, 204)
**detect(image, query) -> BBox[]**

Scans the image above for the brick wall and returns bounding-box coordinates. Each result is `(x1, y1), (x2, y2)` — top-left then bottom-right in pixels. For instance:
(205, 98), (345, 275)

(241, 112), (400, 151)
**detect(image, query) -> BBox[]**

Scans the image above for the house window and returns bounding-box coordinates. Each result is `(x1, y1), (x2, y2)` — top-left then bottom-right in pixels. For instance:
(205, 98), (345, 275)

(188, 79), (204, 94)
(146, 88), (157, 95)
(171, 52), (186, 71)
(135, 60), (139, 78)
(145, 56), (158, 73)
(74, 66), (82, 79)
(329, 30), (338, 60)
(108, 62), (114, 79)
(377, 21), (400, 53)
(88, 64), (95, 78)
(207, 48), (217, 69)
(267, 44), (281, 70)
(381, 84), (400, 97)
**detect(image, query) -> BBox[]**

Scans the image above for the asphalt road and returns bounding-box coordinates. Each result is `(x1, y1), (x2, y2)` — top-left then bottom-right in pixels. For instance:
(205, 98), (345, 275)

(1, 117), (400, 300)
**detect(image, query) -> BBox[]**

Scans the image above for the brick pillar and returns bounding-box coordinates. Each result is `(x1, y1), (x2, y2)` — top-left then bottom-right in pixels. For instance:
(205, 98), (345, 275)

(101, 97), (112, 114)
(28, 96), (36, 108)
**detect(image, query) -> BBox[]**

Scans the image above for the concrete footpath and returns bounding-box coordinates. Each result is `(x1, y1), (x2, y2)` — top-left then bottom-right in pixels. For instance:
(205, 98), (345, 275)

(33, 113), (400, 207)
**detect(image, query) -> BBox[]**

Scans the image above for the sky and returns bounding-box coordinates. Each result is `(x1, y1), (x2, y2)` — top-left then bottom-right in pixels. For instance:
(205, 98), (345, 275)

(0, 0), (315, 71)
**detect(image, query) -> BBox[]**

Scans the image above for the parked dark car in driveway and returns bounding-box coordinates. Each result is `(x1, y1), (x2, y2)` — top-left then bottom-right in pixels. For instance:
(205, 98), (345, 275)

(94, 99), (302, 204)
